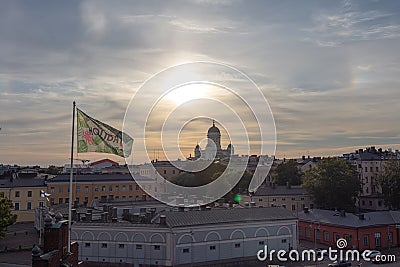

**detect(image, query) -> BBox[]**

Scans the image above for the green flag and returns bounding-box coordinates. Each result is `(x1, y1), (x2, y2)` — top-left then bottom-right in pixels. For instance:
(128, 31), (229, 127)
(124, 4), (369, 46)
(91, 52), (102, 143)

(76, 108), (133, 158)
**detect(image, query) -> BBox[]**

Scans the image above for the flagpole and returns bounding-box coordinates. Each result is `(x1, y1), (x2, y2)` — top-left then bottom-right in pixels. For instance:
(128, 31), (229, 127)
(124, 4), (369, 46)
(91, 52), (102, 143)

(68, 101), (76, 253)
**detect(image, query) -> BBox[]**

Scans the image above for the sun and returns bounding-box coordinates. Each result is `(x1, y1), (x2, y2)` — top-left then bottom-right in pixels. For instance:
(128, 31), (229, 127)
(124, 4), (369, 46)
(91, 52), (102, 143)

(164, 83), (211, 105)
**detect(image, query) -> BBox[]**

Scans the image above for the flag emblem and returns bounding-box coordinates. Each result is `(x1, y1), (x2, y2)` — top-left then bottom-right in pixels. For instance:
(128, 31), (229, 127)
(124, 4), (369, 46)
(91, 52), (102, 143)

(76, 108), (133, 158)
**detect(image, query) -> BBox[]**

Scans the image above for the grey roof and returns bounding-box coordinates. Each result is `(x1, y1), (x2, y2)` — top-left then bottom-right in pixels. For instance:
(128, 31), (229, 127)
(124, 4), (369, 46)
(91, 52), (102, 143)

(162, 207), (296, 228)
(0, 177), (46, 188)
(254, 185), (309, 196)
(48, 173), (153, 183)
(298, 209), (400, 228)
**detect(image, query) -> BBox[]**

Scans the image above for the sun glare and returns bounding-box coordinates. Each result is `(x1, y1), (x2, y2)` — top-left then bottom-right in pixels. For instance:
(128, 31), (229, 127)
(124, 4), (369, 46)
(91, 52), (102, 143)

(165, 83), (210, 105)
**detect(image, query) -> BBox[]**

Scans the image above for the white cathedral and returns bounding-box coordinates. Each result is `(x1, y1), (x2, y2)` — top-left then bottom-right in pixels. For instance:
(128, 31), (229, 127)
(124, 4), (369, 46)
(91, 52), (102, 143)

(192, 121), (234, 161)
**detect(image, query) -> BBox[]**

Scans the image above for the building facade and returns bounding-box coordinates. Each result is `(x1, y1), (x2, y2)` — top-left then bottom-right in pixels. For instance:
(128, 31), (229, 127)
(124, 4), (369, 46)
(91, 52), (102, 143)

(71, 207), (298, 267)
(240, 185), (314, 214)
(46, 174), (152, 206)
(298, 208), (400, 250)
(0, 175), (47, 222)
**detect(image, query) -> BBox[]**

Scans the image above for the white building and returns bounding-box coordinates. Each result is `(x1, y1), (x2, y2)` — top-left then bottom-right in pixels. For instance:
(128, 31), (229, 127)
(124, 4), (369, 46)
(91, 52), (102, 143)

(71, 207), (297, 267)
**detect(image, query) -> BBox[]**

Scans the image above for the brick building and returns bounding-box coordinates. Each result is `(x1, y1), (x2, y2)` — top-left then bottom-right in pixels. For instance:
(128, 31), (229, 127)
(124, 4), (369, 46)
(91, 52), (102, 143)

(298, 208), (400, 250)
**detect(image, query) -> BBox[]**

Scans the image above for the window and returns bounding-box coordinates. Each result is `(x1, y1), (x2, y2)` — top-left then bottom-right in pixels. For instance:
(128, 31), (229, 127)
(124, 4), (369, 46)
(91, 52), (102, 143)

(0, 192), (4, 198)
(234, 243), (241, 248)
(94, 186), (98, 192)
(282, 204), (286, 208)
(76, 197), (79, 203)
(344, 235), (350, 244)
(259, 198), (263, 202)
(378, 201), (382, 207)
(109, 185), (112, 192)
(129, 185), (133, 191)
(119, 244), (125, 249)
(85, 243), (91, 248)
(363, 235), (369, 246)
(365, 177), (368, 183)
(115, 186), (119, 192)
(65, 198), (69, 203)
(299, 227), (302, 237)
(282, 198), (285, 201)
(50, 187), (55, 194)
(259, 241), (264, 246)
(15, 202), (20, 210)
(136, 185), (140, 191)
(101, 243), (107, 248)
(58, 198), (63, 204)
(375, 233), (381, 247)
(210, 245), (216, 250)
(154, 245), (160, 250)
(334, 233), (340, 242)
(50, 198), (55, 205)
(27, 202), (32, 210)
(183, 248), (189, 253)
(122, 185), (126, 192)
(102, 186), (106, 192)
(310, 203), (314, 209)
(291, 197), (295, 200)
(85, 186), (89, 193)
(301, 197), (304, 201)
(163, 170), (167, 174)
(324, 231), (329, 242)
(172, 170), (176, 174)
(282, 239), (287, 243)
(316, 229), (320, 240)
(306, 228), (311, 238)
(58, 187), (63, 193)
(272, 198), (276, 202)
(136, 244), (142, 250)
(15, 191), (20, 197)
(76, 186), (80, 193)
(365, 167), (368, 172)
(376, 167), (379, 172)
(369, 201), (373, 206)
(39, 201), (44, 207)
(27, 191), (32, 197)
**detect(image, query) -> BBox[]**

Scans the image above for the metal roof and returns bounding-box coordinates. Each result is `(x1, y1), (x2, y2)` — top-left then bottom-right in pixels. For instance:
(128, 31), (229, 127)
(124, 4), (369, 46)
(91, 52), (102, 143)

(162, 207), (297, 228)
(47, 173), (153, 183)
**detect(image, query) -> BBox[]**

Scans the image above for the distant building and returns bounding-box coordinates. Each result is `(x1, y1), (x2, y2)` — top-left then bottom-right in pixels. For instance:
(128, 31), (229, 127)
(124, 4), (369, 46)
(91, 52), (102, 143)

(46, 174), (153, 206)
(0, 175), (47, 222)
(298, 208), (400, 250)
(71, 207), (297, 267)
(346, 147), (400, 211)
(193, 121), (233, 161)
(240, 184), (314, 213)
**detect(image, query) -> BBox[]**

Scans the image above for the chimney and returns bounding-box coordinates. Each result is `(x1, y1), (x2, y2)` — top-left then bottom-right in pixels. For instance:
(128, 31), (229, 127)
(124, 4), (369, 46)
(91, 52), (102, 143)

(302, 155), (305, 160)
(159, 214), (167, 225)
(112, 207), (118, 219)
(85, 212), (92, 221)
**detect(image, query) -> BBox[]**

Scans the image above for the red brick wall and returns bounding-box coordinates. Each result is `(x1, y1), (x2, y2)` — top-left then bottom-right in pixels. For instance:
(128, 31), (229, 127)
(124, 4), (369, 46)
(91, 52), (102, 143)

(299, 221), (399, 250)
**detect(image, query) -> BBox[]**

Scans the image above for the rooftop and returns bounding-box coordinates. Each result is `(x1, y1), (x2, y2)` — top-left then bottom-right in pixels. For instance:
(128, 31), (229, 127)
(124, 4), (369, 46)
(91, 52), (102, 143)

(0, 177), (46, 188)
(162, 206), (296, 228)
(298, 209), (400, 228)
(253, 185), (309, 196)
(47, 173), (153, 183)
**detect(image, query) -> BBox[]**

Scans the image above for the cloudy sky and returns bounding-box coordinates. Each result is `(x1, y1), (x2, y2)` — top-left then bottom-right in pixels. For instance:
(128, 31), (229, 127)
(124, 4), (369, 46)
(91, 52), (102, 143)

(1, 0), (400, 166)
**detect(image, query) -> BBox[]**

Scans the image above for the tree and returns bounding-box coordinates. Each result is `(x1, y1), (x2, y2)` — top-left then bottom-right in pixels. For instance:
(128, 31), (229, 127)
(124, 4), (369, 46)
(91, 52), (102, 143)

(45, 165), (60, 175)
(274, 159), (303, 186)
(379, 159), (400, 210)
(0, 197), (17, 238)
(303, 158), (359, 212)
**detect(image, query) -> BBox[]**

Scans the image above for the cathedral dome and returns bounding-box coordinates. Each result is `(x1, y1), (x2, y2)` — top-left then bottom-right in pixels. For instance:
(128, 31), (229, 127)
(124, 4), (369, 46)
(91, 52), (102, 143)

(207, 121), (220, 134)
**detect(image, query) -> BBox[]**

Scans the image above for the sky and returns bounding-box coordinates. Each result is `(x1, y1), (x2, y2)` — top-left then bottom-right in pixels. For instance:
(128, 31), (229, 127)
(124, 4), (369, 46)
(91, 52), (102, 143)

(0, 0), (400, 166)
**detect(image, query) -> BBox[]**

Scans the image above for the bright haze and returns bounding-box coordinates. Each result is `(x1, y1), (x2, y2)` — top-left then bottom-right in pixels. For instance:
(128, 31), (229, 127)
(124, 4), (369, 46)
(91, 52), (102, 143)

(0, 0), (400, 166)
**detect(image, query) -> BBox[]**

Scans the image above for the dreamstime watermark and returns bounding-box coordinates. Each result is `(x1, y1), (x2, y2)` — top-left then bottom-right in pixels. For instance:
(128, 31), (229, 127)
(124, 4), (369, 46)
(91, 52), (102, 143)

(123, 61), (276, 207)
(257, 238), (396, 264)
